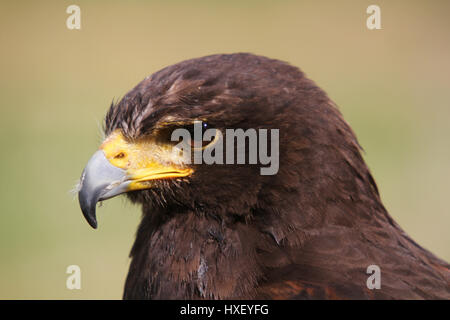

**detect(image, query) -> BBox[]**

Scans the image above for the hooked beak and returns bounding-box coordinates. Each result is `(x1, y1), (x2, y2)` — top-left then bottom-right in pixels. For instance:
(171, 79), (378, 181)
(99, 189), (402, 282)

(78, 130), (193, 229)
(78, 150), (130, 229)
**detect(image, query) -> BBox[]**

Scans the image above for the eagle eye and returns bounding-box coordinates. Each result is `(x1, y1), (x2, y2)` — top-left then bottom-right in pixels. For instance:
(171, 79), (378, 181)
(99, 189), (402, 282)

(184, 122), (213, 148)
(159, 122), (217, 149)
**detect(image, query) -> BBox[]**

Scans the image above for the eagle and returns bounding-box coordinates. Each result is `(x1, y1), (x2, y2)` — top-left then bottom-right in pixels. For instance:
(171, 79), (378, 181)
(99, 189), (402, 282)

(78, 53), (450, 299)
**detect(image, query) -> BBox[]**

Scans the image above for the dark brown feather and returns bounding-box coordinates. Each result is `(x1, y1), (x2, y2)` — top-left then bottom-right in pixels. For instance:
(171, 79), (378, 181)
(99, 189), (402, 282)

(103, 53), (449, 299)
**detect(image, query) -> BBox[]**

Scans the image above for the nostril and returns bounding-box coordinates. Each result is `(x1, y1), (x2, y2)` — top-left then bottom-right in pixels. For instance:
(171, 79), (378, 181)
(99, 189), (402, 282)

(115, 152), (126, 159)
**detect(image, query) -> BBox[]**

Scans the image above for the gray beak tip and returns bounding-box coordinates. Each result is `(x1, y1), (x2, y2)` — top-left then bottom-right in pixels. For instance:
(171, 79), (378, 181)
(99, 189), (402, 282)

(78, 188), (99, 229)
(78, 150), (128, 229)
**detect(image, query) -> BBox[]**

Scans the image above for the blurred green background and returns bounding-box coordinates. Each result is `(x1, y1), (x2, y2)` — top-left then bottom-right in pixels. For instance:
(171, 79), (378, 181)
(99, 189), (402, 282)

(0, 0), (449, 299)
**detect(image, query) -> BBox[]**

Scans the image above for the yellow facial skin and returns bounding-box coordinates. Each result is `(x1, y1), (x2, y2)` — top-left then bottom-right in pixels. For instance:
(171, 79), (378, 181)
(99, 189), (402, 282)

(100, 130), (193, 191)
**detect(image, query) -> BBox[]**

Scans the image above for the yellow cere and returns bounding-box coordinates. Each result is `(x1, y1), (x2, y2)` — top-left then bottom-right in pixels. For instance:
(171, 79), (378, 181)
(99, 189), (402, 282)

(99, 130), (193, 191)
